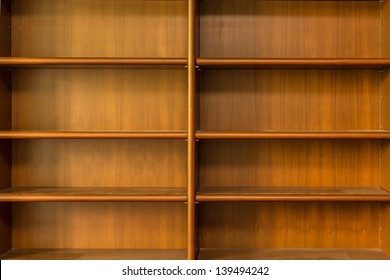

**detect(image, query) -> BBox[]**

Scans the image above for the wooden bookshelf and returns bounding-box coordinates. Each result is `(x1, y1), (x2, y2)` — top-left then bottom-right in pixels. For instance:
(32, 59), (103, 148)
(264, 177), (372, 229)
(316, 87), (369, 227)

(2, 0), (390, 260)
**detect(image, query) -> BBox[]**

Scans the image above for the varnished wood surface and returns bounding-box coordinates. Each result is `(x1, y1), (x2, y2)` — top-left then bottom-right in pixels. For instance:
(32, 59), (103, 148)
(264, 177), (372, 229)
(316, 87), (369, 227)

(0, 187), (187, 202)
(12, 69), (187, 131)
(1, 249), (187, 260)
(197, 248), (390, 260)
(197, 187), (390, 202)
(199, 202), (380, 249)
(0, 131), (187, 139)
(12, 139), (187, 188)
(200, 0), (380, 58)
(196, 131), (390, 139)
(12, 0), (187, 58)
(12, 202), (187, 249)
(199, 140), (379, 188)
(196, 58), (390, 69)
(187, 0), (197, 260)
(0, 57), (187, 67)
(199, 70), (379, 131)
(381, 203), (390, 255)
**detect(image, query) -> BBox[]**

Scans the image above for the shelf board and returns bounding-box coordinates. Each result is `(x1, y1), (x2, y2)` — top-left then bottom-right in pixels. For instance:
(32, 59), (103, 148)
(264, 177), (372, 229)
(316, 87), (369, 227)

(197, 248), (390, 260)
(0, 57), (187, 68)
(0, 248), (186, 260)
(0, 187), (187, 202)
(0, 130), (187, 139)
(196, 131), (390, 139)
(196, 187), (390, 202)
(196, 58), (390, 69)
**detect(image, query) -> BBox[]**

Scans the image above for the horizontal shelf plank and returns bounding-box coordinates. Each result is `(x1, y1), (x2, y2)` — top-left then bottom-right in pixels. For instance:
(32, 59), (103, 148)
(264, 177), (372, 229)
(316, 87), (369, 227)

(196, 58), (390, 69)
(0, 249), (186, 260)
(0, 57), (187, 68)
(0, 131), (187, 139)
(197, 248), (390, 260)
(196, 131), (390, 139)
(197, 187), (390, 202)
(0, 187), (187, 202)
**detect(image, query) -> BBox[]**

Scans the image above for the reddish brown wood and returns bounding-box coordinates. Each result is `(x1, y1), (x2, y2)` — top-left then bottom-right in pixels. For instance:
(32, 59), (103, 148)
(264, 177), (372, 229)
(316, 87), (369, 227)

(0, 131), (187, 139)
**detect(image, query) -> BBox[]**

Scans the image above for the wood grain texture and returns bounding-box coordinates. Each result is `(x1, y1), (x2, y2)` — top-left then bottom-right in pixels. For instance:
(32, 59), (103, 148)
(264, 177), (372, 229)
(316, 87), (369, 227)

(197, 248), (389, 260)
(0, 0), (11, 56)
(0, 0), (12, 255)
(381, 203), (390, 255)
(0, 187), (187, 202)
(12, 0), (187, 57)
(380, 141), (390, 192)
(199, 202), (380, 249)
(12, 202), (187, 249)
(12, 69), (187, 131)
(199, 140), (379, 188)
(200, 0), (380, 58)
(12, 139), (187, 188)
(0, 248), (187, 260)
(200, 70), (380, 131)
(381, 0), (390, 57)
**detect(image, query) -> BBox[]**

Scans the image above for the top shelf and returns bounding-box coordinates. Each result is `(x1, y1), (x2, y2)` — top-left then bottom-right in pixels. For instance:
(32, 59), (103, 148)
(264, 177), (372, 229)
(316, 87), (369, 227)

(0, 57), (188, 68)
(196, 58), (390, 70)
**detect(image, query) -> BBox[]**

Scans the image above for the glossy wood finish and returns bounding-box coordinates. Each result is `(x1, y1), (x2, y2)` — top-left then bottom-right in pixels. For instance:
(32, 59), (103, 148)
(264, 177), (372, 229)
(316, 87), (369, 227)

(187, 0), (197, 260)
(0, 187), (187, 202)
(12, 202), (186, 249)
(381, 203), (390, 255)
(12, 139), (186, 188)
(0, 131), (187, 139)
(199, 202), (380, 249)
(197, 248), (390, 260)
(1, 248), (187, 260)
(0, 57), (187, 67)
(196, 131), (390, 139)
(12, 0), (187, 58)
(12, 69), (187, 131)
(200, 0), (380, 58)
(197, 187), (390, 202)
(197, 58), (390, 69)
(199, 70), (379, 131)
(199, 140), (379, 188)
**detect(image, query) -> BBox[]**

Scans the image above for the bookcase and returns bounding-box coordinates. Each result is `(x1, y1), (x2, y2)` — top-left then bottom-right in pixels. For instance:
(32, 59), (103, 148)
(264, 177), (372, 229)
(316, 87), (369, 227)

(1, 0), (390, 260)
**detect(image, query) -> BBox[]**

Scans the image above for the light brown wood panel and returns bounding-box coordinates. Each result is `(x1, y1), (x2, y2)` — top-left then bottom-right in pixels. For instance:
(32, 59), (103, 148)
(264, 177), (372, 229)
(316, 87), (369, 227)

(199, 202), (380, 249)
(12, 69), (187, 130)
(381, 0), (390, 57)
(12, 0), (187, 57)
(381, 203), (390, 255)
(1, 248), (187, 260)
(12, 139), (187, 188)
(12, 202), (186, 249)
(197, 248), (389, 260)
(381, 140), (390, 192)
(200, 0), (380, 58)
(200, 70), (380, 131)
(199, 140), (379, 188)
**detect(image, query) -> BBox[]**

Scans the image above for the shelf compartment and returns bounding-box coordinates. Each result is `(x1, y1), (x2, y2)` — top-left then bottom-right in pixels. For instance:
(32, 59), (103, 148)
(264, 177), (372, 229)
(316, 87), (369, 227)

(0, 57), (187, 68)
(197, 187), (390, 202)
(0, 248), (187, 260)
(0, 131), (187, 139)
(0, 187), (186, 202)
(196, 58), (390, 69)
(197, 248), (390, 260)
(196, 131), (390, 139)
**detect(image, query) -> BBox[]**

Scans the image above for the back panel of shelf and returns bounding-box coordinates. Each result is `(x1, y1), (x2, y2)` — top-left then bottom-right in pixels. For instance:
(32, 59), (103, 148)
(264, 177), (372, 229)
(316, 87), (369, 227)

(12, 0), (187, 58)
(199, 0), (380, 58)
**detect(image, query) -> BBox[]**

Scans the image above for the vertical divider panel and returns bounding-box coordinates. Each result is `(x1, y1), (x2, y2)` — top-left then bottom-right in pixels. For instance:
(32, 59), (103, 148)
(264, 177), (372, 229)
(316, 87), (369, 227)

(187, 0), (197, 260)
(0, 0), (11, 254)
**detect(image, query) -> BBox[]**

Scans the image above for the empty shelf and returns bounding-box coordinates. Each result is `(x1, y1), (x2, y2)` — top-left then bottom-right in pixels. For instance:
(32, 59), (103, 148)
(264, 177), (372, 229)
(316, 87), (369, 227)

(0, 187), (187, 202)
(196, 187), (390, 202)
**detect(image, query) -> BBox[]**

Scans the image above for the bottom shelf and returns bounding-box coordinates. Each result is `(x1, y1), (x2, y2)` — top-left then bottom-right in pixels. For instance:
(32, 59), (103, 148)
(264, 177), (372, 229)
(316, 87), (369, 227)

(0, 249), (187, 260)
(197, 248), (390, 260)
